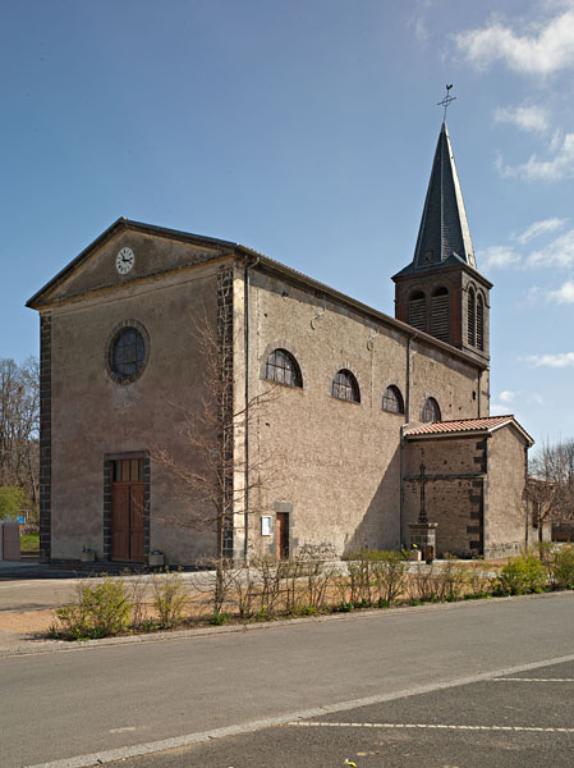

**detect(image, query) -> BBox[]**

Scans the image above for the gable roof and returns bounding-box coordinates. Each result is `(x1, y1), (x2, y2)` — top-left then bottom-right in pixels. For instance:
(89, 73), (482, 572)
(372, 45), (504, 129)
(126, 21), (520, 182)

(26, 217), (489, 371)
(403, 415), (534, 446)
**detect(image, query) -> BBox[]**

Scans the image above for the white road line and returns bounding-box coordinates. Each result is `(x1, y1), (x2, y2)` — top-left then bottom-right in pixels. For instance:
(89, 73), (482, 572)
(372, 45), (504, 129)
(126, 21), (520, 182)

(493, 678), (574, 683)
(288, 722), (574, 734)
(23, 651), (574, 768)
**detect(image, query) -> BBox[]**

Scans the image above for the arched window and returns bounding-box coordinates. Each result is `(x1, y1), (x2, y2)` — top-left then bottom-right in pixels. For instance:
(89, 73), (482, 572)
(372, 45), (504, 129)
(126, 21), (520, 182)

(430, 286), (449, 342)
(332, 369), (360, 403)
(408, 290), (426, 331)
(467, 287), (476, 347)
(477, 294), (485, 352)
(265, 349), (302, 388)
(421, 397), (441, 423)
(382, 385), (405, 415)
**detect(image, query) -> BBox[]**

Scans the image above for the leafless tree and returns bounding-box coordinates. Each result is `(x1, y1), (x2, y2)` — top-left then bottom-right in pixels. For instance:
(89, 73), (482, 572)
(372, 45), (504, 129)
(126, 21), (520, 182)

(0, 357), (39, 518)
(153, 309), (278, 609)
(528, 440), (574, 543)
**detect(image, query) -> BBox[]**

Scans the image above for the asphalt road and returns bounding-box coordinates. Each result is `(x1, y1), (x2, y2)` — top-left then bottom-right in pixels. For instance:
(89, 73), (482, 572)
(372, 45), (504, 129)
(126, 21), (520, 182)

(108, 658), (574, 768)
(1, 592), (573, 768)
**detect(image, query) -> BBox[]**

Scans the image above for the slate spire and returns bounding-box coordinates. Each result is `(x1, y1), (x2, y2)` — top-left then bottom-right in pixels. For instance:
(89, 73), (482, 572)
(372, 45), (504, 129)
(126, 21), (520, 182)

(412, 122), (476, 271)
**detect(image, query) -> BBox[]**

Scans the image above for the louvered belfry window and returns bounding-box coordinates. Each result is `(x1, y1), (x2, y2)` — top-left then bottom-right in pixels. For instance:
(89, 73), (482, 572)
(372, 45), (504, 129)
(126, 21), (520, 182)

(408, 291), (426, 331)
(467, 288), (476, 347)
(430, 287), (449, 342)
(477, 295), (485, 351)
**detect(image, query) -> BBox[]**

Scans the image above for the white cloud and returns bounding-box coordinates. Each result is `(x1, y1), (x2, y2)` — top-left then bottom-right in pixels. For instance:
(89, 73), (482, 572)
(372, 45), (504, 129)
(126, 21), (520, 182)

(479, 245), (521, 269)
(547, 279), (574, 302)
(494, 105), (550, 134)
(490, 402), (511, 415)
(517, 217), (567, 244)
(499, 132), (574, 181)
(523, 352), (574, 367)
(455, 10), (574, 75)
(527, 227), (574, 267)
(499, 390), (516, 403)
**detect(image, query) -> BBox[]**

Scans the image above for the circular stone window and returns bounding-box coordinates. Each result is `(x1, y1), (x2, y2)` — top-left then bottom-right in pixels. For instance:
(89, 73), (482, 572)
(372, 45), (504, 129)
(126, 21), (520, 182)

(108, 323), (149, 384)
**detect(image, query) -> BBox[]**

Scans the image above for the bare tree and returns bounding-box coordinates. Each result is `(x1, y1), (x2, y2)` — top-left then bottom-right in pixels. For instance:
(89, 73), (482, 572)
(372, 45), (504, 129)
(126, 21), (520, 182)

(153, 308), (278, 608)
(529, 440), (574, 544)
(0, 357), (39, 519)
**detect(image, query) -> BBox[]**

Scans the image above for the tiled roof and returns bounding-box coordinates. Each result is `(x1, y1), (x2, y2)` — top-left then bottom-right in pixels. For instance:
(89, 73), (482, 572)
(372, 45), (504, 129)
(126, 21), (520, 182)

(403, 415), (533, 444)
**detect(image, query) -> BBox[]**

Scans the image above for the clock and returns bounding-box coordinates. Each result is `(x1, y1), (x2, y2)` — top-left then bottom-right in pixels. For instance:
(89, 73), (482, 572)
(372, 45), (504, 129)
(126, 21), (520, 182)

(115, 247), (135, 275)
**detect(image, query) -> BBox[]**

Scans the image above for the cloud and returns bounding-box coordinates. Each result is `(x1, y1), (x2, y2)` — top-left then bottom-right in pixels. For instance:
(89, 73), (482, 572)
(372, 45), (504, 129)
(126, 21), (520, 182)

(499, 390), (516, 403)
(499, 132), (574, 181)
(455, 10), (574, 75)
(527, 227), (574, 267)
(494, 105), (550, 134)
(490, 402), (511, 415)
(516, 217), (567, 244)
(523, 352), (574, 367)
(547, 279), (574, 302)
(479, 245), (521, 269)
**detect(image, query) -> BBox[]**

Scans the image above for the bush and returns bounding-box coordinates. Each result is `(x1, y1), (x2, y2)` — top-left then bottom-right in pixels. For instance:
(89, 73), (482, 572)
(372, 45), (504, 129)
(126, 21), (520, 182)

(496, 554), (548, 596)
(152, 571), (188, 628)
(549, 546), (574, 590)
(370, 550), (407, 605)
(0, 485), (26, 520)
(52, 578), (131, 639)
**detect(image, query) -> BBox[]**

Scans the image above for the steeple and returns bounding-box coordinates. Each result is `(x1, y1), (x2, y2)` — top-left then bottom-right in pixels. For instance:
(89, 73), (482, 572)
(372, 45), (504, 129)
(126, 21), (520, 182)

(392, 119), (492, 365)
(412, 121), (476, 271)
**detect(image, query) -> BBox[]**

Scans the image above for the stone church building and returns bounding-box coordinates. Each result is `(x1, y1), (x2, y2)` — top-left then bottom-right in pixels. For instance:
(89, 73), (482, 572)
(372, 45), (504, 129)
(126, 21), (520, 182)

(28, 122), (536, 566)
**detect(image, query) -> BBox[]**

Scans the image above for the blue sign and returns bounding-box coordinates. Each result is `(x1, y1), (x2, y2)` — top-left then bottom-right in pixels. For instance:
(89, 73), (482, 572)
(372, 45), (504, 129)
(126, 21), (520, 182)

(17, 515), (26, 525)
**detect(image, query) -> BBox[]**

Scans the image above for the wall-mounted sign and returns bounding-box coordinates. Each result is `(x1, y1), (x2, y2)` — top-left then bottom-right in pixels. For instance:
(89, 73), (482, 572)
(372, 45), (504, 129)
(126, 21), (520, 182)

(261, 516), (273, 536)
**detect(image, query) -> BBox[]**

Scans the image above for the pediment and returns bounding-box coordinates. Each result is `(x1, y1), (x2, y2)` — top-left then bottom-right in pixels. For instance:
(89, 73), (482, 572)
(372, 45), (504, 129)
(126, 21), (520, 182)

(28, 219), (235, 308)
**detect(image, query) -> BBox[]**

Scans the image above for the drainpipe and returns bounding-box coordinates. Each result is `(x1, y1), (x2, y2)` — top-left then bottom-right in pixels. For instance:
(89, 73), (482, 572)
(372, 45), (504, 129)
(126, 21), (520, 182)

(243, 256), (260, 562)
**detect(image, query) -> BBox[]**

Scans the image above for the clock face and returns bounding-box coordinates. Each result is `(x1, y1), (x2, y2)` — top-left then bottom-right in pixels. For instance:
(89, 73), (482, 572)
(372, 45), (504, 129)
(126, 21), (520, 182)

(116, 247), (135, 275)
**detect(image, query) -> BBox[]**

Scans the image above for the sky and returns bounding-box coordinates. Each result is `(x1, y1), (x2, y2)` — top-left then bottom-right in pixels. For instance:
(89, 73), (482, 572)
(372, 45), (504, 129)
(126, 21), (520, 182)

(2, 0), (573, 448)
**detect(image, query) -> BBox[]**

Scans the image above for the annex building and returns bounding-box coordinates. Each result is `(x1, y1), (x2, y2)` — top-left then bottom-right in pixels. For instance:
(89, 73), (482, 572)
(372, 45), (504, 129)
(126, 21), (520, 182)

(28, 122), (537, 566)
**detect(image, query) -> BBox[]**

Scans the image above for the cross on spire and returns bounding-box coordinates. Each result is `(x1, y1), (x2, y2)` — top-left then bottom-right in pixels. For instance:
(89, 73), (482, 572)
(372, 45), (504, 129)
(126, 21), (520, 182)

(437, 84), (456, 122)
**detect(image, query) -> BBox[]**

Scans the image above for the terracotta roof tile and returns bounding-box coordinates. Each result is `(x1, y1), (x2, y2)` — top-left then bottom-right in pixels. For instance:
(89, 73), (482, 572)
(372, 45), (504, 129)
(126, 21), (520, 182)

(403, 415), (517, 438)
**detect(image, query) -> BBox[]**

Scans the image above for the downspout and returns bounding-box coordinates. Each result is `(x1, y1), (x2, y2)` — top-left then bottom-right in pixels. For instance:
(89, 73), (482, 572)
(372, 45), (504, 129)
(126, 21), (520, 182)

(401, 331), (418, 548)
(243, 256), (260, 562)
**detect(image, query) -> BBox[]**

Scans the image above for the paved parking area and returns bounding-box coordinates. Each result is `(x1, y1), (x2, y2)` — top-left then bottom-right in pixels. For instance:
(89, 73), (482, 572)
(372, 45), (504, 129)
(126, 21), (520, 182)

(114, 659), (574, 768)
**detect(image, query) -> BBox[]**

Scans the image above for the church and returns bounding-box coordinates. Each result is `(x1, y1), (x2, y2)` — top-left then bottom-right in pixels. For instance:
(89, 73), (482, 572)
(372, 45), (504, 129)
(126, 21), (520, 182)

(28, 121), (537, 566)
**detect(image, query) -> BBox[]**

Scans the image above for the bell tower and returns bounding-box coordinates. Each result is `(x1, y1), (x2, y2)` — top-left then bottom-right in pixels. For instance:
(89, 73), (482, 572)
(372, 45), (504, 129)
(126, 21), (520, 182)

(392, 121), (492, 364)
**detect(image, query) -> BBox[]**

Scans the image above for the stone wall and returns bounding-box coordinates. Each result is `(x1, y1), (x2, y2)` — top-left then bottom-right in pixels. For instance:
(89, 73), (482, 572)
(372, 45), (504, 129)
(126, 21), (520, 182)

(47, 234), (227, 564)
(484, 426), (530, 558)
(402, 436), (485, 557)
(242, 267), (484, 559)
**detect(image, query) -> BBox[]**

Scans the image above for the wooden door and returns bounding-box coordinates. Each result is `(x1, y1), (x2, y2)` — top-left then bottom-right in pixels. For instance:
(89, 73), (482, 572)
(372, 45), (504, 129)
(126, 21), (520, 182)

(276, 513), (289, 561)
(111, 458), (145, 562)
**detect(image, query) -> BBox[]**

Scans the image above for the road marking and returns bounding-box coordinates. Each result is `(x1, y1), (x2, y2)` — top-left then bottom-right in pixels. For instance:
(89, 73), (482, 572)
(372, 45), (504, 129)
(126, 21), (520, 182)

(108, 727), (138, 734)
(288, 721), (574, 734)
(493, 677), (574, 683)
(23, 651), (574, 768)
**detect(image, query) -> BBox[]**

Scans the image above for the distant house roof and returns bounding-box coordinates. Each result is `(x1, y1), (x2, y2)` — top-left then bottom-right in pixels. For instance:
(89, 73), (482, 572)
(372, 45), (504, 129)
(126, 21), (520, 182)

(403, 415), (534, 446)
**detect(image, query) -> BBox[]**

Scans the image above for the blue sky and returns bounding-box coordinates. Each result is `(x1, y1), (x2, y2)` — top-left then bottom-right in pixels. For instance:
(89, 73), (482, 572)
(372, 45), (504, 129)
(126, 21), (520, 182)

(2, 0), (573, 447)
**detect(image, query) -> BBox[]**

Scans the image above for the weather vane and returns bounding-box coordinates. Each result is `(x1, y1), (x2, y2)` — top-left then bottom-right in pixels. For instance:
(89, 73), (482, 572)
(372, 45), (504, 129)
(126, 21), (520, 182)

(437, 83), (456, 121)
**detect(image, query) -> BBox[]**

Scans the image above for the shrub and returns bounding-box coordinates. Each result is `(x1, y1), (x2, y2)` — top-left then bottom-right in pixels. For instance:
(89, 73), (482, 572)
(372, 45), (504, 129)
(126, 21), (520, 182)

(549, 546), (574, 590)
(370, 550), (407, 605)
(152, 571), (188, 628)
(496, 554), (548, 596)
(52, 578), (131, 639)
(434, 555), (468, 601)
